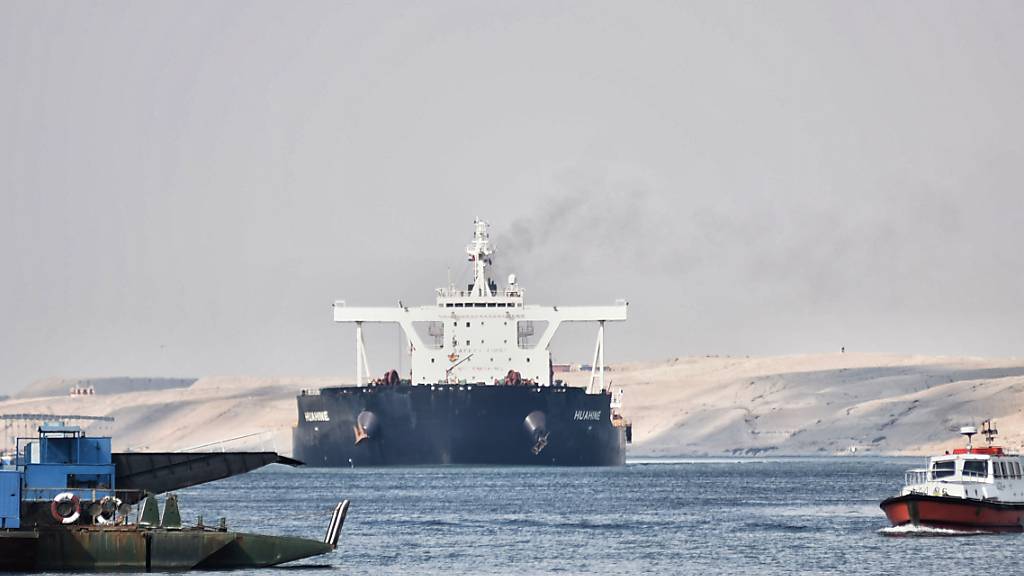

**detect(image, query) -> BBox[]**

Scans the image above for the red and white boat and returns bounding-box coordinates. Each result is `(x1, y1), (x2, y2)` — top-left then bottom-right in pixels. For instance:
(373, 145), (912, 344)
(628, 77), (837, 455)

(881, 420), (1024, 532)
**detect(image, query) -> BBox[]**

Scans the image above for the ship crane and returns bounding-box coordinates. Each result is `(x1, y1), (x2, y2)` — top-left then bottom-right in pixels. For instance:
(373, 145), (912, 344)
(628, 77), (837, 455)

(332, 219), (628, 391)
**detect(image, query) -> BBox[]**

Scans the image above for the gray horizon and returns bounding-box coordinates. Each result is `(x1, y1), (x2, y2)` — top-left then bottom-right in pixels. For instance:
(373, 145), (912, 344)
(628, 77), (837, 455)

(2, 1), (1023, 393)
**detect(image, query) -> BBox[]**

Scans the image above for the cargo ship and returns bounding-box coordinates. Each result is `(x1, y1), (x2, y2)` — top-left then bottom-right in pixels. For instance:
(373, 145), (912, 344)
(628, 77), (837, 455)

(880, 420), (1024, 532)
(293, 219), (630, 466)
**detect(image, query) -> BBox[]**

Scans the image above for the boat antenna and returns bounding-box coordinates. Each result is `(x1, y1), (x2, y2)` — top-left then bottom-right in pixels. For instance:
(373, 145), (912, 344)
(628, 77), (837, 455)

(982, 419), (998, 445)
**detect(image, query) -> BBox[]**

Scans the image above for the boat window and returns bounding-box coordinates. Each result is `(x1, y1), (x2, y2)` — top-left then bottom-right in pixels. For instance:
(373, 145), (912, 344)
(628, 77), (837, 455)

(995, 461), (1005, 478)
(67, 473), (112, 490)
(931, 460), (955, 478)
(962, 460), (988, 478)
(1015, 462), (1023, 479)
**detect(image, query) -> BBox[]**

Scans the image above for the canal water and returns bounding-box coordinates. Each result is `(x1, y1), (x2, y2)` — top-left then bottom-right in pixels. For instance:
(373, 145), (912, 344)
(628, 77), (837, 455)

(136, 458), (1019, 574)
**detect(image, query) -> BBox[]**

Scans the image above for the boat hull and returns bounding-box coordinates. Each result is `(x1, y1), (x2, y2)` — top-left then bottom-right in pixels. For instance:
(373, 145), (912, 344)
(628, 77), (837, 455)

(0, 527), (333, 571)
(881, 494), (1024, 532)
(294, 384), (626, 467)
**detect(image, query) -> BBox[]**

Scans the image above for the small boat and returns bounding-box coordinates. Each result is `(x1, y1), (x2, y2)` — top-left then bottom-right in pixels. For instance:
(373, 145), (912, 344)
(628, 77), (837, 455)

(880, 420), (1024, 532)
(0, 423), (350, 571)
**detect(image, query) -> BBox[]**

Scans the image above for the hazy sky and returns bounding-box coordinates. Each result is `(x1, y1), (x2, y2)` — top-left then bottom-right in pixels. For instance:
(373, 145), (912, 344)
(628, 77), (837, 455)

(2, 2), (1023, 392)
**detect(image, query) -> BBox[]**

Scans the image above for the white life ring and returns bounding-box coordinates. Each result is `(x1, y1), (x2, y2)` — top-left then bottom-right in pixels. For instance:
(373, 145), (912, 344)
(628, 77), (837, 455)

(94, 496), (123, 525)
(51, 492), (81, 525)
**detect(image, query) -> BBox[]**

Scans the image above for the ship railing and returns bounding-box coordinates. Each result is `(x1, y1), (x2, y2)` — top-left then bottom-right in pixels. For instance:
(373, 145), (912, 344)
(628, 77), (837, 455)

(436, 288), (523, 299)
(905, 468), (991, 486)
(22, 486), (146, 503)
(904, 469), (929, 487)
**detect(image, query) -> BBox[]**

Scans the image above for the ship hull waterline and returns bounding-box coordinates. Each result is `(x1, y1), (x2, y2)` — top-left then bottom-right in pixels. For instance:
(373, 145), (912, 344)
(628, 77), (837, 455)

(880, 494), (1024, 532)
(294, 384), (626, 467)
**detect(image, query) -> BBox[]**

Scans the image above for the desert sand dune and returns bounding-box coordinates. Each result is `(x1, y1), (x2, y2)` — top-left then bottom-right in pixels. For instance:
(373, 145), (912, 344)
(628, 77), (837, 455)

(562, 353), (1024, 456)
(4, 354), (1023, 458)
(0, 377), (341, 456)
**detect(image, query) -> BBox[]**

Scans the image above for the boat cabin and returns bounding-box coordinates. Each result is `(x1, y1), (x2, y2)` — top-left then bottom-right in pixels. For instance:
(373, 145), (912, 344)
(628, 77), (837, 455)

(18, 424), (116, 499)
(1, 424), (120, 529)
(901, 422), (1024, 503)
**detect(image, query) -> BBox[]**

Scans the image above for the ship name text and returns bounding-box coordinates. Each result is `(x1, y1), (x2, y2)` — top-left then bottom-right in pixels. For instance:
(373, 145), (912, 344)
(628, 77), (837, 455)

(574, 410), (602, 421)
(304, 411), (331, 422)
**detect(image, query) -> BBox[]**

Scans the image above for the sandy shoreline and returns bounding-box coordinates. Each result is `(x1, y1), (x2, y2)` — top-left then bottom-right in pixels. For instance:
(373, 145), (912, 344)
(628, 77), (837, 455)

(4, 353), (1022, 458)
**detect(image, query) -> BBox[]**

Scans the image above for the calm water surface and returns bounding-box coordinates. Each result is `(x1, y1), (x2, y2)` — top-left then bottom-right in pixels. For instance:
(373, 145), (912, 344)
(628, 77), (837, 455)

(106, 458), (1023, 575)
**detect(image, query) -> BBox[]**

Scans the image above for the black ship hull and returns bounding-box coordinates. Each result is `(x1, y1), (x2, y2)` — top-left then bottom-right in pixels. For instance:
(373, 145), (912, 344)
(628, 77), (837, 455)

(293, 384), (626, 466)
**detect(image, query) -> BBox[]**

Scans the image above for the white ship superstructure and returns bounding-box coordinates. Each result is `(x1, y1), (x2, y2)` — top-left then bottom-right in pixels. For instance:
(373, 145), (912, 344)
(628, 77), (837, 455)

(333, 219), (627, 390)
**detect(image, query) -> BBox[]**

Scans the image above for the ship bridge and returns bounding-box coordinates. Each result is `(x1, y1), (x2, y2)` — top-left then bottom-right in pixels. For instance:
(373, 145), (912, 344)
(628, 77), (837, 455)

(333, 219), (627, 392)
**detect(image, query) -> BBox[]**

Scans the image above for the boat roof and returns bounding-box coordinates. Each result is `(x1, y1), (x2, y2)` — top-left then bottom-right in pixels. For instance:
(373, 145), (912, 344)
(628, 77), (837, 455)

(38, 423), (84, 435)
(931, 447), (1012, 461)
(952, 446), (1005, 456)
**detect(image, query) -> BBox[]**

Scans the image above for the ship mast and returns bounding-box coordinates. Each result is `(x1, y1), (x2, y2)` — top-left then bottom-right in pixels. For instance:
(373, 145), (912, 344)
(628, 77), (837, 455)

(466, 219), (495, 297)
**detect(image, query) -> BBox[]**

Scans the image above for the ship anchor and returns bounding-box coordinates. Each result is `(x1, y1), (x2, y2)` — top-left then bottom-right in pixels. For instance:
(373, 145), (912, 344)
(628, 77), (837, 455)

(531, 432), (549, 455)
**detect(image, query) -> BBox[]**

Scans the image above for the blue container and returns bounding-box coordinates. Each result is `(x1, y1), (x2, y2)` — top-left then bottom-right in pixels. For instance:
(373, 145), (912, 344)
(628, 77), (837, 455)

(0, 470), (20, 529)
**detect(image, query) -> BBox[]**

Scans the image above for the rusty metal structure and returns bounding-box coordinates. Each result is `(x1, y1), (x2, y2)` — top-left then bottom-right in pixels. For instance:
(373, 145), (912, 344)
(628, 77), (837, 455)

(0, 424), (349, 571)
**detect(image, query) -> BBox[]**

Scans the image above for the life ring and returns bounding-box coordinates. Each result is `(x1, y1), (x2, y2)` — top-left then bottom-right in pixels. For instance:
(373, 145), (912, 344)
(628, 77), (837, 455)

(51, 492), (81, 525)
(94, 496), (122, 525)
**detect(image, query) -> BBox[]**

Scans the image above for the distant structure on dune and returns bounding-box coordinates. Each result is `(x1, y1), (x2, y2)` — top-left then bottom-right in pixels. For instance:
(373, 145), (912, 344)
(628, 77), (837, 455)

(16, 377), (195, 399)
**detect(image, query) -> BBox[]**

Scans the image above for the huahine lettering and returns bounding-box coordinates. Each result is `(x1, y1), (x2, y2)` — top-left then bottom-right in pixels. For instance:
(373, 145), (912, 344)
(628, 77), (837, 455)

(304, 411), (330, 422)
